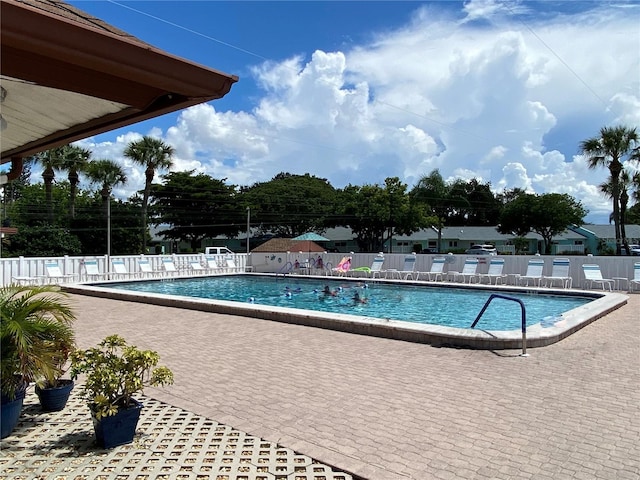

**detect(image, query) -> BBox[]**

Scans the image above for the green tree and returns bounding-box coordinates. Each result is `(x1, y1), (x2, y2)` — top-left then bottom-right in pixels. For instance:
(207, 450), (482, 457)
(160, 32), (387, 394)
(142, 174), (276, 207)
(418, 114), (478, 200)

(71, 195), (143, 255)
(5, 225), (82, 257)
(448, 179), (502, 226)
(123, 136), (175, 252)
(35, 147), (66, 221)
(5, 183), (71, 228)
(410, 170), (468, 252)
(579, 125), (640, 254)
(498, 193), (587, 254)
(84, 160), (127, 214)
(242, 173), (338, 237)
(150, 171), (243, 252)
(54, 145), (92, 219)
(340, 178), (426, 252)
(84, 159), (127, 254)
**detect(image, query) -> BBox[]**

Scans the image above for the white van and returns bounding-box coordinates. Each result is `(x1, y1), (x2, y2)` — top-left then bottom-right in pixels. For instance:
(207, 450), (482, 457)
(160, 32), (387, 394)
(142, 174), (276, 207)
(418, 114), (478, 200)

(204, 246), (234, 255)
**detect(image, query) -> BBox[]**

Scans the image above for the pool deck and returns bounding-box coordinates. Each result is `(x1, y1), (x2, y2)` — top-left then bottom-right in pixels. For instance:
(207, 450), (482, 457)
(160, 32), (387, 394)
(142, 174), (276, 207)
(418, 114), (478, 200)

(2, 292), (639, 479)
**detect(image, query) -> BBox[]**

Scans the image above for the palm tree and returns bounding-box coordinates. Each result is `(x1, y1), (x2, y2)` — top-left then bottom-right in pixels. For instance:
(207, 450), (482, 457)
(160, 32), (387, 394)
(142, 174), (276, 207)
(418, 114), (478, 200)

(84, 159), (127, 214)
(601, 170), (635, 254)
(123, 136), (174, 252)
(54, 145), (92, 219)
(1, 285), (76, 399)
(36, 147), (65, 222)
(579, 126), (640, 254)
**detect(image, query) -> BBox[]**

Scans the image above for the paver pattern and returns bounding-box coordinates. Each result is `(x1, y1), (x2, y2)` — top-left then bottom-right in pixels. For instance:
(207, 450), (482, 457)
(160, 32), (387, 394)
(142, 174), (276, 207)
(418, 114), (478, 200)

(1, 386), (353, 480)
(4, 293), (639, 479)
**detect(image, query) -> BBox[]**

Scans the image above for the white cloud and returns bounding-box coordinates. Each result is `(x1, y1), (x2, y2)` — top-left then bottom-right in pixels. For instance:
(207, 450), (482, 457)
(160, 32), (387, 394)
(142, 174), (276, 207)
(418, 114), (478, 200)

(73, 2), (639, 224)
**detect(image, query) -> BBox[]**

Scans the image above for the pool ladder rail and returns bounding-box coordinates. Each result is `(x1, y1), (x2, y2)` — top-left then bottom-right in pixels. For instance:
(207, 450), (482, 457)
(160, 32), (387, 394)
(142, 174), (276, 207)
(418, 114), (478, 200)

(471, 293), (529, 357)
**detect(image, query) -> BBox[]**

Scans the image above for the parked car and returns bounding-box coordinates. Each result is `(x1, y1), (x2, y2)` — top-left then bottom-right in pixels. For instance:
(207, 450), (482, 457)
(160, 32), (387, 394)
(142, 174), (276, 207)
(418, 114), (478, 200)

(622, 244), (640, 256)
(465, 244), (497, 255)
(419, 248), (438, 254)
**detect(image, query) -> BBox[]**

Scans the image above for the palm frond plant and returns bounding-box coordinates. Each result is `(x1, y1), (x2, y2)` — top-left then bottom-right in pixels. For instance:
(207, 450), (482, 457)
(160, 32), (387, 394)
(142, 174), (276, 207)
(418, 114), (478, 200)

(1, 284), (76, 435)
(0, 284), (76, 398)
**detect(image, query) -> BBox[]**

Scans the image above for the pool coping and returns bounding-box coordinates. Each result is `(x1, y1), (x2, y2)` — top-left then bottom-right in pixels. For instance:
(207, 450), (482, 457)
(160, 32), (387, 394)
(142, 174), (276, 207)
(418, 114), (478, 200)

(62, 274), (629, 350)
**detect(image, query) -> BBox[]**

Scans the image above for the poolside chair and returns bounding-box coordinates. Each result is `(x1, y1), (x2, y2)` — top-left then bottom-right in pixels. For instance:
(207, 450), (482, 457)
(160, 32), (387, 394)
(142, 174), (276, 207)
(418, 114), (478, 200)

(82, 259), (109, 281)
(475, 258), (507, 285)
(189, 260), (207, 275)
(350, 255), (385, 278)
(331, 256), (352, 276)
(42, 261), (77, 284)
(420, 256), (446, 282)
(386, 254), (418, 280)
(518, 259), (545, 287)
(448, 257), (479, 284)
(581, 264), (614, 291)
(111, 259), (136, 279)
(138, 258), (161, 278)
(629, 262), (640, 293)
(224, 255), (241, 273)
(543, 257), (572, 288)
(204, 256), (222, 273)
(161, 257), (179, 276)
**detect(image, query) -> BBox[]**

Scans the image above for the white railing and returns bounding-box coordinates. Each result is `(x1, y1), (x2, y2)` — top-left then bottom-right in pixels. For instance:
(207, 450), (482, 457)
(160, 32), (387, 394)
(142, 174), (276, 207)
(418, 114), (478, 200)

(0, 253), (252, 286)
(1, 252), (637, 290)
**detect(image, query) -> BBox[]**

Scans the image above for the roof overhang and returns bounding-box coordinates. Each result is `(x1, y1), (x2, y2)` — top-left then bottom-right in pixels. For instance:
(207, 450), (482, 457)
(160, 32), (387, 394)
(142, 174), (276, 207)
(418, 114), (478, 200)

(0, 0), (238, 164)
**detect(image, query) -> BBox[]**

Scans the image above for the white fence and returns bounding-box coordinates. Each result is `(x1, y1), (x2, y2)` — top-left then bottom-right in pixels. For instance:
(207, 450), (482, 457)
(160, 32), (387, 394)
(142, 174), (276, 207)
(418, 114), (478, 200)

(1, 252), (638, 290)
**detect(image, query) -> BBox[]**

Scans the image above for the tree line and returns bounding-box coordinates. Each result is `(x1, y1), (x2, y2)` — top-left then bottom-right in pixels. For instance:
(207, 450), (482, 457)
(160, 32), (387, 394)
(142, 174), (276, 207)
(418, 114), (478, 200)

(1, 126), (639, 257)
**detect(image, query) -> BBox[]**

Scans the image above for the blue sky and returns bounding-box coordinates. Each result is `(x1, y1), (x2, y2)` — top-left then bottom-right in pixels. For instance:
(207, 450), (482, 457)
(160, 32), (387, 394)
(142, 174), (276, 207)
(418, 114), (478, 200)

(67, 0), (640, 223)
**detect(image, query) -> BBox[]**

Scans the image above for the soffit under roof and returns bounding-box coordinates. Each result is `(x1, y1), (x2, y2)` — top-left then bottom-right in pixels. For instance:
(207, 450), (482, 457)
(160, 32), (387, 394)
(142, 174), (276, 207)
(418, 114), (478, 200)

(0, 0), (238, 163)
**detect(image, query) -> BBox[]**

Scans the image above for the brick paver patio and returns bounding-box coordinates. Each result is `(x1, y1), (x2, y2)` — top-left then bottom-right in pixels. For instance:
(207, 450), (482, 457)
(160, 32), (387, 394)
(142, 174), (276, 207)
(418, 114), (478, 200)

(5, 292), (639, 479)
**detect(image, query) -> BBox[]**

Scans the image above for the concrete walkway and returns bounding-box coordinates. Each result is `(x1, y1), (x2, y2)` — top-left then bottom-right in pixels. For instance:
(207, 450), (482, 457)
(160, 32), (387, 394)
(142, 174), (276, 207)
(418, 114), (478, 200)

(7, 293), (640, 479)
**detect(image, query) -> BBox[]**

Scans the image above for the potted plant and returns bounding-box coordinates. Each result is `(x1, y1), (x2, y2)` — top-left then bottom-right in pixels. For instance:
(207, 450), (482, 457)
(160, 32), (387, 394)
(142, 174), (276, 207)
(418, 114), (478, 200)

(1, 285), (77, 438)
(70, 334), (174, 448)
(34, 324), (77, 412)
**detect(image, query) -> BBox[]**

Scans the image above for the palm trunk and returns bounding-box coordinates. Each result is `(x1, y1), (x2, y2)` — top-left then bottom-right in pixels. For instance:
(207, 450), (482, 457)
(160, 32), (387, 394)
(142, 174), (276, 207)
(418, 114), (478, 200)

(42, 167), (55, 222)
(610, 161), (622, 255)
(69, 171), (79, 219)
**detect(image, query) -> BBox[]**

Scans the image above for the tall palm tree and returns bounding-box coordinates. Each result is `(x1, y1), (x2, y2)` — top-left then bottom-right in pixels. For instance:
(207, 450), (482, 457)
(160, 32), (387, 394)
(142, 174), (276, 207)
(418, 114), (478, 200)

(601, 170), (635, 254)
(84, 159), (127, 214)
(36, 147), (65, 222)
(580, 126), (640, 255)
(123, 136), (174, 252)
(54, 145), (92, 219)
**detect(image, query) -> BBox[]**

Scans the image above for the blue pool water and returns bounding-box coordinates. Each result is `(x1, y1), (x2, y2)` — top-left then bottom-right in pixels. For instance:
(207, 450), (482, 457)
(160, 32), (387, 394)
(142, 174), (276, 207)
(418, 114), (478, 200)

(104, 276), (593, 331)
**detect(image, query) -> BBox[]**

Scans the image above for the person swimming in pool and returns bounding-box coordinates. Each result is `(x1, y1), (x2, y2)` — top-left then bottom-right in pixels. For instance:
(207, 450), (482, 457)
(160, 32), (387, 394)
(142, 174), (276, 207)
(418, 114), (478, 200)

(323, 285), (338, 297)
(353, 292), (368, 304)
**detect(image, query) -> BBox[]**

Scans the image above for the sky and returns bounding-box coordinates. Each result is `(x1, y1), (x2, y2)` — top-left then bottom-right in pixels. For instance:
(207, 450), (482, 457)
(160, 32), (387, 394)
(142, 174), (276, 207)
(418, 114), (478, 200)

(64, 0), (640, 224)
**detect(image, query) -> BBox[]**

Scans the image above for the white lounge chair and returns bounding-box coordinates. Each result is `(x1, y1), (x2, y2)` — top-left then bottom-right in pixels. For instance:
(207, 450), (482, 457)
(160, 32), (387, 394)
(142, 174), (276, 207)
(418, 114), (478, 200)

(82, 259), (109, 281)
(543, 258), (572, 288)
(204, 256), (221, 273)
(518, 259), (545, 287)
(386, 254), (417, 280)
(420, 256), (446, 282)
(629, 262), (640, 293)
(581, 264), (614, 291)
(161, 258), (179, 276)
(111, 259), (136, 279)
(189, 260), (207, 275)
(476, 258), (507, 285)
(350, 255), (385, 278)
(42, 261), (77, 284)
(224, 255), (241, 273)
(448, 257), (479, 283)
(138, 259), (161, 278)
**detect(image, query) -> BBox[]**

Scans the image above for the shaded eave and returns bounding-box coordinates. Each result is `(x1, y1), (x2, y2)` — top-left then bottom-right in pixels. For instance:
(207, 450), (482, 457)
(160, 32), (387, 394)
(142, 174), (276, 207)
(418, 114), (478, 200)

(0, 0), (238, 163)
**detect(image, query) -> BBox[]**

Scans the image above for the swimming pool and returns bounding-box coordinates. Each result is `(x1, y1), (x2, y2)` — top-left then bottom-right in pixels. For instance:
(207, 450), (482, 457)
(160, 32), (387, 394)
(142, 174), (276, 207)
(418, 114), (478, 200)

(102, 276), (590, 331)
(64, 274), (628, 350)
